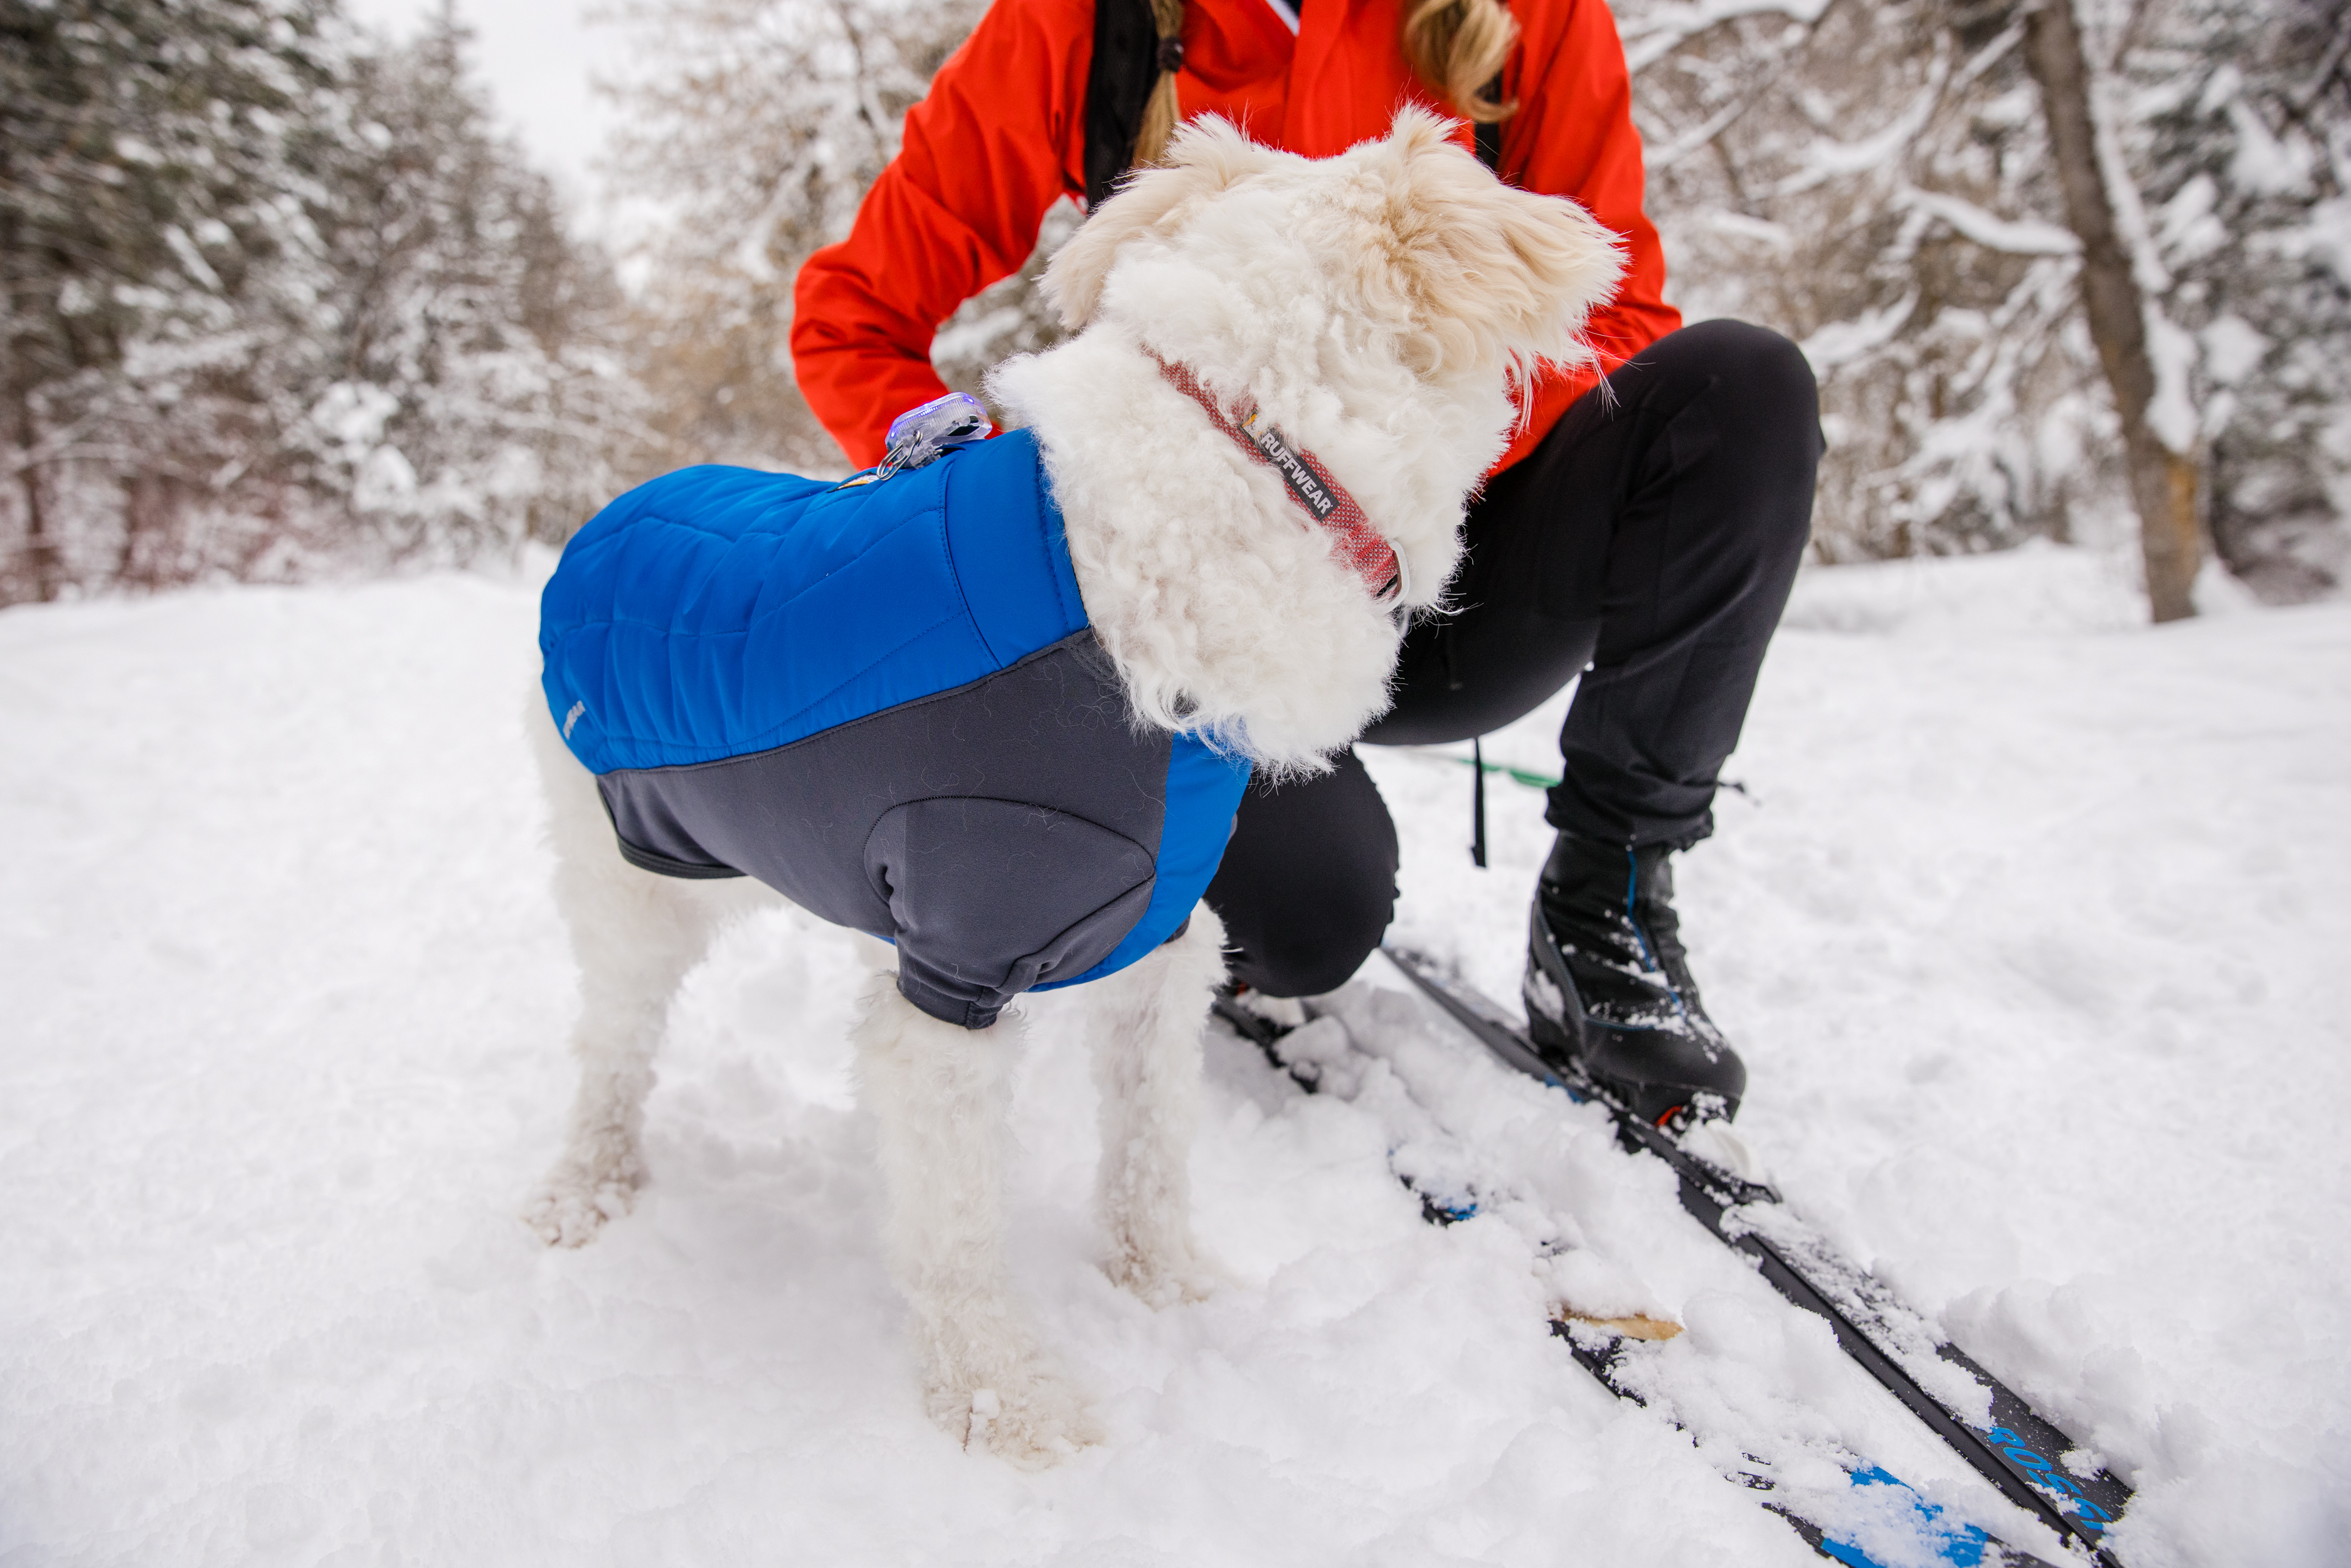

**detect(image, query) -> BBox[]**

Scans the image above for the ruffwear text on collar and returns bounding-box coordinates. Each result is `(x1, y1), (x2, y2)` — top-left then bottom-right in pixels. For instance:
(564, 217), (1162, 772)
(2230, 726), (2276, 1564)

(1153, 355), (1403, 602)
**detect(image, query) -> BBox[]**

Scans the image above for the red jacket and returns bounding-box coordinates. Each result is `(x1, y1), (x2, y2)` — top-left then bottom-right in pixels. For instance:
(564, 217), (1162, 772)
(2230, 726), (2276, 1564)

(792, 0), (1680, 472)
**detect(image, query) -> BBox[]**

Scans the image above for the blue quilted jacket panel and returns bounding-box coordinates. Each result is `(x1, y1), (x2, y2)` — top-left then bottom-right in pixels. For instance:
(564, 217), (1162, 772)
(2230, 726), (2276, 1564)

(538, 431), (1250, 1024)
(541, 430), (1088, 775)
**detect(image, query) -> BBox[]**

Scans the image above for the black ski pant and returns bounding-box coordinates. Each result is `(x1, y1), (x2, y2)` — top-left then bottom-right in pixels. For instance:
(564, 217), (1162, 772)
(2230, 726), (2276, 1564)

(1203, 319), (1822, 997)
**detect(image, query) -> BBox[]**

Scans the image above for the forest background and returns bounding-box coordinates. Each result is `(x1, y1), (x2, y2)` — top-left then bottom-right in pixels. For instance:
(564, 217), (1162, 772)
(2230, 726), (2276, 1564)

(4, 0), (2347, 613)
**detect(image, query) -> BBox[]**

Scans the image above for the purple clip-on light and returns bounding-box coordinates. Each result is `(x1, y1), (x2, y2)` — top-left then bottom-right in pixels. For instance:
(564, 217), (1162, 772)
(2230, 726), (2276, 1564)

(877, 392), (994, 479)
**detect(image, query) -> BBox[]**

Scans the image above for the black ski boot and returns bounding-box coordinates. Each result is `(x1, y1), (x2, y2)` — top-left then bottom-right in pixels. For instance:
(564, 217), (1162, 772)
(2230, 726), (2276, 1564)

(1523, 834), (1746, 1126)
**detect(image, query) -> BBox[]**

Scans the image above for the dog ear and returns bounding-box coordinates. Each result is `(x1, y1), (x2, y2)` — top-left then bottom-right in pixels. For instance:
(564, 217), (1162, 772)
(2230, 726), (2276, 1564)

(1044, 116), (1271, 331)
(1372, 107), (1627, 381)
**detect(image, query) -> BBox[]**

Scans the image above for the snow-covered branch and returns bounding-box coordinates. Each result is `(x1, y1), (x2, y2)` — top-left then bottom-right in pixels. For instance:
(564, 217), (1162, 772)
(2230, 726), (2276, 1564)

(1897, 188), (2081, 255)
(1621, 0), (1834, 74)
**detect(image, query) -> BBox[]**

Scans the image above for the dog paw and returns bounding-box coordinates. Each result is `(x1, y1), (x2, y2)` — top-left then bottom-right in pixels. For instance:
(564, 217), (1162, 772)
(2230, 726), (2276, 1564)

(935, 1374), (1100, 1469)
(522, 1166), (640, 1247)
(1105, 1239), (1229, 1308)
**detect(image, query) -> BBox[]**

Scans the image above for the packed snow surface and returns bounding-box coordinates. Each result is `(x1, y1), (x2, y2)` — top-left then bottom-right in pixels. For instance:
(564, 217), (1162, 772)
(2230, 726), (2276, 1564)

(3, 543), (2346, 1565)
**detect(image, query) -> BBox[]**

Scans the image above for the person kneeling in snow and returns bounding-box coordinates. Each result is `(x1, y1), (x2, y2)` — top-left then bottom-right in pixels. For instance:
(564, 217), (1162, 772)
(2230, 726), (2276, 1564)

(791, 0), (1822, 1123)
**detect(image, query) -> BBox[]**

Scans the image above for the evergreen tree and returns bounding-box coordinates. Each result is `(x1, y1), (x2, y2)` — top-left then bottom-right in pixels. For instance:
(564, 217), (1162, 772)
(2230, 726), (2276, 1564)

(0, 0), (639, 605)
(308, 6), (642, 563)
(0, 0), (344, 601)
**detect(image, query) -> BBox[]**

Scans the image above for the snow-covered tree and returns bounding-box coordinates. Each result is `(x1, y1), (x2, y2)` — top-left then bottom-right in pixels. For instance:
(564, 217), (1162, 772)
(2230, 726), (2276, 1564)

(0, 0), (640, 606)
(0, 0), (346, 601)
(1615, 0), (2108, 562)
(305, 8), (642, 563)
(603, 0), (987, 475)
(1617, 0), (2351, 607)
(2116, 0), (2351, 601)
(2029, 0), (2205, 621)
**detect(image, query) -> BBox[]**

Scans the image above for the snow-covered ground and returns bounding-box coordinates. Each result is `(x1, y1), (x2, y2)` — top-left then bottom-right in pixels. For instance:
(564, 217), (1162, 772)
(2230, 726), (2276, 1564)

(2, 545), (2345, 1566)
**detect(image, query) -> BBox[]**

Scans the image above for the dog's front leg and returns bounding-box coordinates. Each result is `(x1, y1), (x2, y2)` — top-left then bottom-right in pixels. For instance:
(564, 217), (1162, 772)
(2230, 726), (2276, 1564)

(1087, 906), (1229, 1306)
(855, 983), (1096, 1466)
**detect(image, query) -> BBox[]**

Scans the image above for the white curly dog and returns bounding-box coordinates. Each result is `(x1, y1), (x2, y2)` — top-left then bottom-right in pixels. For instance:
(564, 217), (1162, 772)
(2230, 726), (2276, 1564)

(524, 109), (1621, 1466)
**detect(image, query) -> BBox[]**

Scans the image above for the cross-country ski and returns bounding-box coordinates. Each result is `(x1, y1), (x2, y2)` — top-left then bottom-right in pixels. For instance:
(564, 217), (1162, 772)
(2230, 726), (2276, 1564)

(1371, 950), (2131, 1562)
(1213, 985), (2074, 1568)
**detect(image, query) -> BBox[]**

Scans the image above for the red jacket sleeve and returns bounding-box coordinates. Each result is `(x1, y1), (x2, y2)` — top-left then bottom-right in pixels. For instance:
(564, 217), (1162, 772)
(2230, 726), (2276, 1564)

(1490, 0), (1681, 472)
(792, 0), (1094, 469)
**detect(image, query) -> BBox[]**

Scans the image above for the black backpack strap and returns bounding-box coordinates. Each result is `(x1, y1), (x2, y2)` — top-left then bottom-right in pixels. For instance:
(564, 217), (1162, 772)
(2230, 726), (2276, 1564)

(1474, 116), (1500, 172)
(1473, 72), (1504, 175)
(1085, 0), (1163, 208)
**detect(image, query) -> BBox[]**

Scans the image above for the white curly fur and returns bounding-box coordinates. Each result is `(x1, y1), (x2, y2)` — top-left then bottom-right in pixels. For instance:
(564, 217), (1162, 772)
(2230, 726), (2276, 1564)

(526, 110), (1623, 1466)
(852, 981), (1102, 1464)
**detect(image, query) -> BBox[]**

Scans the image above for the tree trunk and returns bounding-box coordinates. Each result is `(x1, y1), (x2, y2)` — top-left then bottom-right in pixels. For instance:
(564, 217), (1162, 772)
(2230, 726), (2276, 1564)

(2023, 0), (2203, 623)
(1, 191), (58, 605)
(10, 388), (55, 605)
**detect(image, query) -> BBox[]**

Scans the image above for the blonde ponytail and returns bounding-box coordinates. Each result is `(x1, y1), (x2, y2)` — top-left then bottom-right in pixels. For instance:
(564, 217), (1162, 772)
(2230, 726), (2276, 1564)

(1131, 0), (1189, 168)
(1128, 0), (1515, 173)
(1400, 0), (1519, 124)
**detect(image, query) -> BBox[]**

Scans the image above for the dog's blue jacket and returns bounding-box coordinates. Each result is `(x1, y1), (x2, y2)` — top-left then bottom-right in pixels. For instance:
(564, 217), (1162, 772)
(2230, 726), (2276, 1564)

(540, 430), (1253, 1028)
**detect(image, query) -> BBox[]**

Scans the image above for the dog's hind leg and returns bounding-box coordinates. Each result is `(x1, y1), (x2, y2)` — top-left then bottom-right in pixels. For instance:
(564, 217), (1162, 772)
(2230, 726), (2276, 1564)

(1085, 906), (1229, 1306)
(524, 699), (767, 1246)
(855, 983), (1098, 1466)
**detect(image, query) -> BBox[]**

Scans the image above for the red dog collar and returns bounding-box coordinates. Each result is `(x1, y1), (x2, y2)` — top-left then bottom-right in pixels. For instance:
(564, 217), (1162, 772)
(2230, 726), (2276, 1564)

(1152, 355), (1404, 603)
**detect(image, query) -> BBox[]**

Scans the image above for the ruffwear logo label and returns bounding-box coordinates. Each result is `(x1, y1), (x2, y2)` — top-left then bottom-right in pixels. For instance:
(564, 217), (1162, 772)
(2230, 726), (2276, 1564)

(563, 700), (585, 740)
(1238, 410), (1340, 522)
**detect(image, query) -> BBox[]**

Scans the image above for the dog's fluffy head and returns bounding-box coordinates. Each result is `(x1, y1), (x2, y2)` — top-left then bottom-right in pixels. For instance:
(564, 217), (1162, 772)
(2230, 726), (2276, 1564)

(1046, 109), (1620, 405)
(994, 109), (1622, 766)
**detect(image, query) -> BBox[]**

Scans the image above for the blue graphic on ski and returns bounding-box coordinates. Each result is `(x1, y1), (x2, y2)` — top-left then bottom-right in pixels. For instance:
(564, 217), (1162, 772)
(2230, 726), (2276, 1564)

(1376, 946), (2131, 1565)
(1563, 1323), (2044, 1567)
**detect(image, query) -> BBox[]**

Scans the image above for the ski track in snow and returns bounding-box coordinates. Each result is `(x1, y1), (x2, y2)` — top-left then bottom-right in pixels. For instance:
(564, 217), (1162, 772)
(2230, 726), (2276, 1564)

(1, 546), (2345, 1565)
